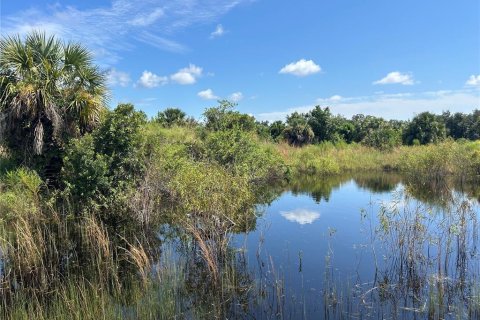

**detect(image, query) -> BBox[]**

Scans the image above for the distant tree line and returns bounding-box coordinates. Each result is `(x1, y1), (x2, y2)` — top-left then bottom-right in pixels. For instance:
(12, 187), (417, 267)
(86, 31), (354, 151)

(153, 104), (480, 150)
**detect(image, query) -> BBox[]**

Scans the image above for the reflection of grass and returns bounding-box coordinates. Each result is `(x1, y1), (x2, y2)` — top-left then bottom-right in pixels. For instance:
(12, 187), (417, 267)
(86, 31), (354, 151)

(364, 188), (479, 318)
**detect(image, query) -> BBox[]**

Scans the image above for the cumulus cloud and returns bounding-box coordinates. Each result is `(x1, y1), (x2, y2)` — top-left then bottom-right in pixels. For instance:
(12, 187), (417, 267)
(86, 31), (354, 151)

(279, 59), (321, 77)
(210, 24), (225, 38)
(280, 209), (320, 225)
(170, 64), (203, 85)
(106, 68), (131, 87)
(373, 71), (415, 85)
(466, 75), (480, 87)
(137, 70), (168, 88)
(198, 89), (219, 100)
(229, 92), (243, 102)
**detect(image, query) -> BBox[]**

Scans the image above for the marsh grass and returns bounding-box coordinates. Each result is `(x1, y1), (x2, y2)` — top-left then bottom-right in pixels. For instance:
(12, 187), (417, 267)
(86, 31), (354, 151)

(356, 186), (480, 318)
(279, 140), (480, 184)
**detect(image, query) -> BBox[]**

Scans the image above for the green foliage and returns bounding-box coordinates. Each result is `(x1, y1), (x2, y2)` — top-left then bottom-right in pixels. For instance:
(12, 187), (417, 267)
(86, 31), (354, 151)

(307, 106), (334, 142)
(154, 108), (187, 127)
(203, 100), (256, 132)
(62, 103), (146, 215)
(362, 124), (402, 150)
(205, 129), (285, 181)
(291, 146), (340, 175)
(396, 140), (480, 181)
(0, 168), (42, 219)
(92, 103), (146, 182)
(283, 113), (314, 146)
(351, 114), (386, 143)
(0, 32), (107, 169)
(62, 135), (111, 206)
(269, 121), (286, 141)
(255, 121), (272, 140)
(403, 112), (446, 145)
(442, 110), (480, 140)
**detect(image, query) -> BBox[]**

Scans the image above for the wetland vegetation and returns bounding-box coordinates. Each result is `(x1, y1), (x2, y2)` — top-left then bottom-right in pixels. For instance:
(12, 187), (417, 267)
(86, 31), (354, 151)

(0, 33), (479, 319)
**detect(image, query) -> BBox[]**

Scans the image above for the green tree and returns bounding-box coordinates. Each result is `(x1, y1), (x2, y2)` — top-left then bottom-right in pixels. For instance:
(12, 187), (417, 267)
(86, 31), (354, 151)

(403, 112), (446, 145)
(269, 120), (286, 141)
(62, 103), (147, 214)
(362, 123), (402, 150)
(351, 114), (385, 143)
(203, 100), (256, 132)
(154, 107), (186, 127)
(0, 32), (107, 166)
(283, 112), (314, 146)
(307, 106), (333, 142)
(466, 110), (480, 140)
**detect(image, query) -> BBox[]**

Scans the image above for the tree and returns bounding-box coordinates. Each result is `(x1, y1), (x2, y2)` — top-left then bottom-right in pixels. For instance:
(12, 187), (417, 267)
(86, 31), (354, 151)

(269, 121), (286, 141)
(154, 107), (186, 127)
(0, 32), (107, 172)
(466, 110), (480, 140)
(62, 103), (147, 215)
(283, 113), (314, 146)
(307, 106), (333, 142)
(351, 114), (385, 143)
(329, 115), (355, 143)
(362, 123), (402, 150)
(203, 100), (256, 132)
(403, 112), (446, 145)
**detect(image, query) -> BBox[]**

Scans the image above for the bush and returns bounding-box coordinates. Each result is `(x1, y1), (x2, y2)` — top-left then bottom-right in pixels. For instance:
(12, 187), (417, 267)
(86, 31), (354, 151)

(362, 124), (402, 150)
(205, 129), (285, 181)
(289, 146), (340, 175)
(62, 104), (147, 216)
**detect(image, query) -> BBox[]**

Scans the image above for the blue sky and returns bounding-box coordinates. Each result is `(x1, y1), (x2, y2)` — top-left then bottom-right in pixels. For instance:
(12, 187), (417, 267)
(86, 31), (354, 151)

(1, 0), (479, 121)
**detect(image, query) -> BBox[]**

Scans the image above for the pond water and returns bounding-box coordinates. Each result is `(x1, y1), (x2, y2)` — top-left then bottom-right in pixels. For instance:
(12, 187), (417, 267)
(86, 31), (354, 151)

(225, 173), (480, 319)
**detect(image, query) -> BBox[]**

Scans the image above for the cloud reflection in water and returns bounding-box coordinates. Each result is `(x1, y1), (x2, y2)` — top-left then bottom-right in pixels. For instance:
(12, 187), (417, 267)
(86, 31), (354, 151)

(280, 208), (320, 225)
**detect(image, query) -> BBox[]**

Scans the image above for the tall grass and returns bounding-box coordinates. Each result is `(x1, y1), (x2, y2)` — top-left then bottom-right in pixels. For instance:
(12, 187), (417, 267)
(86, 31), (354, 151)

(278, 140), (480, 183)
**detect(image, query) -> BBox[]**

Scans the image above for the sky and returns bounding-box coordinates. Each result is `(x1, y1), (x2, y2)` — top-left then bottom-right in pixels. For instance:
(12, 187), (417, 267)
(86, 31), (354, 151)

(1, 0), (479, 121)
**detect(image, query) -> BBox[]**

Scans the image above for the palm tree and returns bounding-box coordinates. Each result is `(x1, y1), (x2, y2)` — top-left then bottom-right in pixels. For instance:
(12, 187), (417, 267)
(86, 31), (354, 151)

(0, 32), (108, 163)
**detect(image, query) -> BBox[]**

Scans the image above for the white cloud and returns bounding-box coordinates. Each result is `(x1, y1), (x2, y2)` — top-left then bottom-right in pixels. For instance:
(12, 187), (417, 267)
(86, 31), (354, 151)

(466, 75), (480, 87)
(210, 24), (225, 38)
(170, 64), (203, 85)
(256, 88), (480, 122)
(106, 68), (131, 87)
(198, 89), (219, 100)
(1, 1), (249, 64)
(128, 8), (164, 26)
(280, 209), (320, 225)
(229, 92), (243, 102)
(329, 95), (342, 101)
(137, 70), (168, 88)
(137, 32), (187, 53)
(373, 71), (415, 85)
(279, 59), (321, 77)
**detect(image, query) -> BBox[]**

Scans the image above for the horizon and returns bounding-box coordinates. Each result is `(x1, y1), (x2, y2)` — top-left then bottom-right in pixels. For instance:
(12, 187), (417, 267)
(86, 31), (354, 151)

(1, 0), (479, 121)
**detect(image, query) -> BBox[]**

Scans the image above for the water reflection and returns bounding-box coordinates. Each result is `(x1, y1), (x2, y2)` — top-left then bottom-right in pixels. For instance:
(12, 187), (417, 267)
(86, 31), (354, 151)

(280, 208), (320, 225)
(236, 172), (480, 319)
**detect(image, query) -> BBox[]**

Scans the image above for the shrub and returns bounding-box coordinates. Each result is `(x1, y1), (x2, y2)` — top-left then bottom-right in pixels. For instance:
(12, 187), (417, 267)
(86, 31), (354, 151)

(205, 129), (285, 181)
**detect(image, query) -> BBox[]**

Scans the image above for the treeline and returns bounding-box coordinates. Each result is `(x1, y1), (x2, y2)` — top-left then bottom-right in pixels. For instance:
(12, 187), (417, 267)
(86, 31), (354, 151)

(154, 103), (480, 149)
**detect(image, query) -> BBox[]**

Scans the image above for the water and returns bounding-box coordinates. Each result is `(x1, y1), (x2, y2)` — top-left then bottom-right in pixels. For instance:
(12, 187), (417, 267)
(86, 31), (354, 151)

(227, 173), (480, 319)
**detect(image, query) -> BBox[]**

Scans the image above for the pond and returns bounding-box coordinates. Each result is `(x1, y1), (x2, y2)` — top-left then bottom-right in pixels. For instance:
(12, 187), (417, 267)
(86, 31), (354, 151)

(208, 173), (480, 319)
(3, 171), (478, 319)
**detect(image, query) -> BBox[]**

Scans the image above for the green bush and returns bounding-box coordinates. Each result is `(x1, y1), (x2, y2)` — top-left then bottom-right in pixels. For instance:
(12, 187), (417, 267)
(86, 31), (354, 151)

(362, 124), (402, 150)
(0, 168), (42, 219)
(62, 104), (147, 216)
(290, 146), (340, 175)
(205, 129), (285, 182)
